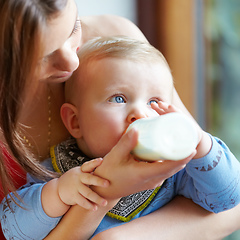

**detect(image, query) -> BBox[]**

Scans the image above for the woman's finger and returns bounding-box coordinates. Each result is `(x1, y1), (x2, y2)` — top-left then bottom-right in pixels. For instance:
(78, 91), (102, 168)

(109, 128), (138, 160)
(131, 150), (196, 188)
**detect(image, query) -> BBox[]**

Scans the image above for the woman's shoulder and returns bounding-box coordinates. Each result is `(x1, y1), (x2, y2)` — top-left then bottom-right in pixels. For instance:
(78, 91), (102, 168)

(80, 15), (147, 42)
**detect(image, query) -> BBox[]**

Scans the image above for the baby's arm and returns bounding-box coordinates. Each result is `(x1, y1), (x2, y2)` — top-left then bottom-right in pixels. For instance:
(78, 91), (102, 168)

(41, 158), (109, 217)
(0, 158), (109, 239)
(177, 134), (240, 212)
(1, 183), (60, 239)
(153, 101), (240, 212)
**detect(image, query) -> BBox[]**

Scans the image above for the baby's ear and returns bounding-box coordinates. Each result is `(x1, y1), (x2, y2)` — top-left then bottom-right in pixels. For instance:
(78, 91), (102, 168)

(61, 103), (82, 138)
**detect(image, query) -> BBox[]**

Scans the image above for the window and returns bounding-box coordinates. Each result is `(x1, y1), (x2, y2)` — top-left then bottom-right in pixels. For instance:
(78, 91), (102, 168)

(138, 1), (240, 239)
(205, 1), (240, 237)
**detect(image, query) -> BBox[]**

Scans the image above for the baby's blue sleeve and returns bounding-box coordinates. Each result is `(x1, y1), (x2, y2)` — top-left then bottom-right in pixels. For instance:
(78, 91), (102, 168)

(176, 135), (240, 213)
(0, 161), (61, 239)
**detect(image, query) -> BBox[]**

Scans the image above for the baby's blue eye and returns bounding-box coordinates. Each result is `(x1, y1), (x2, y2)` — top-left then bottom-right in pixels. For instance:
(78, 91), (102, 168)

(109, 96), (125, 103)
(148, 100), (158, 105)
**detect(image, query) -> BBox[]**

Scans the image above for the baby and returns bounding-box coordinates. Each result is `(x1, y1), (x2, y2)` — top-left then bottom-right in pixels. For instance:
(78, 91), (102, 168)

(2, 36), (240, 239)
(54, 36), (240, 236)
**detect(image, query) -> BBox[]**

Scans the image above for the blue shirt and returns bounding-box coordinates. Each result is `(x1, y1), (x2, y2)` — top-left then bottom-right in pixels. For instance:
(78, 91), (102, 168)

(1, 135), (240, 239)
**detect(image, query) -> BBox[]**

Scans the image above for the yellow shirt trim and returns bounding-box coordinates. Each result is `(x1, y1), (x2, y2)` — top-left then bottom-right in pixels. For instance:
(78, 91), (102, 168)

(50, 145), (61, 173)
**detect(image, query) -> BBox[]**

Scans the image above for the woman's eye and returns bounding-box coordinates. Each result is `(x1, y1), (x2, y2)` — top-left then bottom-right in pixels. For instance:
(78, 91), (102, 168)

(148, 99), (158, 105)
(109, 96), (125, 103)
(39, 56), (49, 66)
(71, 19), (81, 35)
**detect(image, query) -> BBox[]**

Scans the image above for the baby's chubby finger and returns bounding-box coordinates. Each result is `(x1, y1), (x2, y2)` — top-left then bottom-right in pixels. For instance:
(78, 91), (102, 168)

(78, 184), (108, 208)
(150, 101), (168, 115)
(81, 158), (104, 173)
(80, 172), (109, 188)
(73, 193), (98, 211)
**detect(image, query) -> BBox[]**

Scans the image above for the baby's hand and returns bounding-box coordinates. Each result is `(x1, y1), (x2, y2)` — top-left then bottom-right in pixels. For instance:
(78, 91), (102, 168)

(57, 158), (109, 211)
(151, 101), (181, 115)
(151, 101), (212, 159)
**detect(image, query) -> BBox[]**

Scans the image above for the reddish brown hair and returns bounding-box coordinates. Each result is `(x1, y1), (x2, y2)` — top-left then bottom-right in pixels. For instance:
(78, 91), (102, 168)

(0, 0), (67, 201)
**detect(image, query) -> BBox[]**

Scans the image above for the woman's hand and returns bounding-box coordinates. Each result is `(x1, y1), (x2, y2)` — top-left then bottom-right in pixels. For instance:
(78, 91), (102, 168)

(93, 128), (196, 199)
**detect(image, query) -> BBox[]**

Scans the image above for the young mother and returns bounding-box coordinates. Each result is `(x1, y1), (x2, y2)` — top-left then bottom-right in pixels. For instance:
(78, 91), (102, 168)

(0, 0), (239, 239)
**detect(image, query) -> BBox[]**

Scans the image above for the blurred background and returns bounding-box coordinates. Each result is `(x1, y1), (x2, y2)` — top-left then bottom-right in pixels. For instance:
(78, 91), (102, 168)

(76, 0), (240, 239)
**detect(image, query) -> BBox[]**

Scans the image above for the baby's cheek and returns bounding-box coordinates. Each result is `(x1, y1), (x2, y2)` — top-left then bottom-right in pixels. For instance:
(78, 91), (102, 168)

(88, 126), (121, 157)
(105, 123), (123, 145)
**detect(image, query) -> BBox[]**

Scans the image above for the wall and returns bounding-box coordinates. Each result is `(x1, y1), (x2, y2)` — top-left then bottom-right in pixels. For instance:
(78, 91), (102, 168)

(75, 0), (137, 24)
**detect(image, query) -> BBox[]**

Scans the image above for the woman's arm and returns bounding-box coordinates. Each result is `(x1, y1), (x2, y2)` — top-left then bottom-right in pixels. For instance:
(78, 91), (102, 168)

(92, 129), (194, 199)
(80, 15), (147, 44)
(92, 196), (240, 240)
(44, 199), (119, 240)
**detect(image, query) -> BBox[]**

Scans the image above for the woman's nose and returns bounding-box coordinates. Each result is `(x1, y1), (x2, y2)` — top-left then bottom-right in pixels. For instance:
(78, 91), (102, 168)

(53, 44), (79, 72)
(127, 109), (147, 123)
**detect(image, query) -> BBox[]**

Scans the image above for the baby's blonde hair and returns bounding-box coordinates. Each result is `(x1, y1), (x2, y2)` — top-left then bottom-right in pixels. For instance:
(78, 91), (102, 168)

(66, 36), (172, 103)
(77, 36), (170, 68)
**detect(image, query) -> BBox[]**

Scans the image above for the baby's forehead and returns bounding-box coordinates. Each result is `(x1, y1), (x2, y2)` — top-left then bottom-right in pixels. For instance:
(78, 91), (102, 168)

(73, 57), (172, 94)
(87, 57), (172, 83)
(72, 51), (172, 84)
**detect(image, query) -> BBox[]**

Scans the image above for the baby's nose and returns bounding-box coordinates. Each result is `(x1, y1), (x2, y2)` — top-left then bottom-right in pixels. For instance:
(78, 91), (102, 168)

(127, 109), (147, 123)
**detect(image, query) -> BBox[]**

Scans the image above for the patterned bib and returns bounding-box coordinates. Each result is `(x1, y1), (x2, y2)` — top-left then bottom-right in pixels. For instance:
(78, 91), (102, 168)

(50, 138), (160, 222)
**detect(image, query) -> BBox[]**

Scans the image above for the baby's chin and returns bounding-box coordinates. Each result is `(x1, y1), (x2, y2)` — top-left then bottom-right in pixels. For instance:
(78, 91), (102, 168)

(88, 149), (111, 159)
(88, 136), (123, 159)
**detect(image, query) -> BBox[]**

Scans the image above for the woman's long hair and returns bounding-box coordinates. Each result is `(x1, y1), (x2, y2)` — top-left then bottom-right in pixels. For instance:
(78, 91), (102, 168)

(0, 0), (67, 202)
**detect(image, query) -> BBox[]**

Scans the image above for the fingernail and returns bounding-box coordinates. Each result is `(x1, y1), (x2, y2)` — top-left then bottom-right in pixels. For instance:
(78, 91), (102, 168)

(102, 200), (108, 206)
(103, 180), (109, 187)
